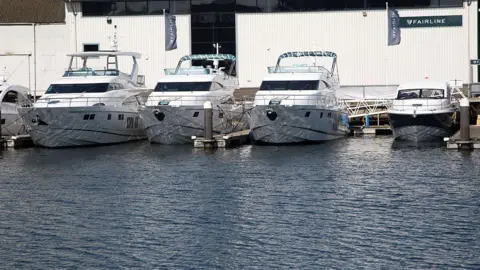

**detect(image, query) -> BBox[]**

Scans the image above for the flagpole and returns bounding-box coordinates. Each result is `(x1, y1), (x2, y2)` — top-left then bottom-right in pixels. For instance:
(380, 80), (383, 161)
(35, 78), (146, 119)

(163, 9), (167, 71)
(386, 1), (389, 88)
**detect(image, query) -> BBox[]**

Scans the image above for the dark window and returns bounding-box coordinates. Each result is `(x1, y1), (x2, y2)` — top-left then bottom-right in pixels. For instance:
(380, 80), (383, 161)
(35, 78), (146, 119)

(82, 2), (112, 16)
(396, 89), (444, 100)
(45, 83), (109, 94)
(192, 28), (215, 44)
(2, 91), (18, 103)
(259, 80), (319, 90)
(83, 44), (99, 52)
(110, 1), (127, 15)
(219, 112), (224, 118)
(170, 0), (190, 14)
(214, 27), (236, 43)
(134, 117), (139, 128)
(126, 117), (134, 128)
(193, 112), (199, 117)
(108, 114), (112, 120)
(148, 1), (170, 14)
(154, 82), (212, 92)
(1, 119), (5, 125)
(83, 114), (89, 120)
(89, 114), (96, 120)
(320, 112), (323, 118)
(118, 114), (124, 120)
(328, 112), (331, 118)
(126, 1), (147, 14)
(305, 111), (310, 117)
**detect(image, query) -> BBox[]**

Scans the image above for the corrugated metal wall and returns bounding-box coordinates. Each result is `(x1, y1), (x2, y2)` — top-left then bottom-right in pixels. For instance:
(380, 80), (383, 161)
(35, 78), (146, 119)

(236, 3), (478, 88)
(0, 24), (69, 95)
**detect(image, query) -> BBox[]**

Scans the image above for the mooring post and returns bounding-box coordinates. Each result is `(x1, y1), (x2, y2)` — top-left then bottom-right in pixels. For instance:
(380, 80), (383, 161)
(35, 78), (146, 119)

(460, 98), (470, 142)
(0, 102), (3, 157)
(204, 101), (213, 141)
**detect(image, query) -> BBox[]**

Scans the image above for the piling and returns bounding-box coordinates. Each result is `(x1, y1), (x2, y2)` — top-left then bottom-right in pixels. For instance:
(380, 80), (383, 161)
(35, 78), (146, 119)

(365, 115), (370, 128)
(202, 101), (215, 148)
(0, 104), (3, 158)
(460, 98), (470, 142)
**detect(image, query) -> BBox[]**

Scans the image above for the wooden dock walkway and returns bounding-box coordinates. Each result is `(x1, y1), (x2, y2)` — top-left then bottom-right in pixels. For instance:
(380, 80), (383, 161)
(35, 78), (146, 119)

(446, 125), (480, 149)
(194, 129), (251, 148)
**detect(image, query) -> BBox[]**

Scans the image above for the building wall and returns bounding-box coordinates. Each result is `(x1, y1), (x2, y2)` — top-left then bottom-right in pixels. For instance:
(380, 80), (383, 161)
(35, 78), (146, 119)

(66, 3), (192, 90)
(236, 2), (478, 89)
(0, 23), (69, 96)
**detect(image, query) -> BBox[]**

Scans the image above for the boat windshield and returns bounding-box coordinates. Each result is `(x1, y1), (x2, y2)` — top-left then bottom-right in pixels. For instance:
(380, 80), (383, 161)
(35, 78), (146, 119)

(45, 83), (109, 94)
(397, 89), (444, 99)
(259, 80), (319, 90)
(154, 82), (212, 92)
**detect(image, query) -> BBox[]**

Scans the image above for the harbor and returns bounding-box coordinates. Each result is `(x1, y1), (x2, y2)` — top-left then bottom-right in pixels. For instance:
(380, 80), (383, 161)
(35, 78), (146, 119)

(2, 0), (480, 269)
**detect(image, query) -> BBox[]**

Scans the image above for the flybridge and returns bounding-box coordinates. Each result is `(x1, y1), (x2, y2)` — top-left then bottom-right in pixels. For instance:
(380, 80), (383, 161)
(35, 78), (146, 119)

(165, 54), (237, 76)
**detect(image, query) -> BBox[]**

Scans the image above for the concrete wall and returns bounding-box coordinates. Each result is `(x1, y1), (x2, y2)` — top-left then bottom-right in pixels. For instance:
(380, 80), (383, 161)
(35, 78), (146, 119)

(0, 23), (69, 96)
(236, 2), (478, 90)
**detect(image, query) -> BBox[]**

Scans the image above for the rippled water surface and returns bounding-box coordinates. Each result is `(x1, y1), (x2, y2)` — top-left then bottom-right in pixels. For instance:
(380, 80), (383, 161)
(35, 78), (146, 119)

(1, 137), (480, 269)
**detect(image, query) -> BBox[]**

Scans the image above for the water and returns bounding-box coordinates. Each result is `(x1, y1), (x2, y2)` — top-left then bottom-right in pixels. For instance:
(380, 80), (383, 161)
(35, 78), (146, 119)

(1, 137), (480, 269)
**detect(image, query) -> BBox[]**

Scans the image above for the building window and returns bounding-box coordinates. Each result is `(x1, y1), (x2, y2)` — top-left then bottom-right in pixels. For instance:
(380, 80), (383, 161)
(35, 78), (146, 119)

(126, 1), (147, 14)
(89, 114), (96, 120)
(83, 44), (99, 52)
(82, 0), (464, 17)
(1, 119), (5, 125)
(305, 111), (310, 117)
(118, 114), (124, 120)
(108, 114), (112, 120)
(83, 114), (89, 120)
(320, 112), (323, 118)
(193, 112), (199, 117)
(219, 112), (224, 118)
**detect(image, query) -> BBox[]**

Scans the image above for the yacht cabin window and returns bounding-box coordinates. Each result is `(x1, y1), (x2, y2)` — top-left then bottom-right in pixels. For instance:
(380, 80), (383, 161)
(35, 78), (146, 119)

(45, 83), (128, 94)
(259, 80), (320, 90)
(154, 82), (212, 92)
(2, 91), (19, 103)
(397, 88), (444, 100)
(46, 83), (110, 94)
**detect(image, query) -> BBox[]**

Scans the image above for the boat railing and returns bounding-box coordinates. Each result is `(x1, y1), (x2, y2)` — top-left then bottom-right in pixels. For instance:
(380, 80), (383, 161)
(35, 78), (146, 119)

(253, 93), (343, 107)
(391, 99), (455, 112)
(164, 67), (211, 75)
(19, 95), (146, 108)
(145, 94), (237, 106)
(267, 65), (331, 74)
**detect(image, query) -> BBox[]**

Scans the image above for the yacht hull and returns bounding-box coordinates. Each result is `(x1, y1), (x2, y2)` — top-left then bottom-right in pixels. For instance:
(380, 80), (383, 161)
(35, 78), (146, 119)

(1, 103), (27, 136)
(248, 105), (349, 144)
(18, 106), (146, 148)
(388, 111), (455, 142)
(139, 104), (250, 144)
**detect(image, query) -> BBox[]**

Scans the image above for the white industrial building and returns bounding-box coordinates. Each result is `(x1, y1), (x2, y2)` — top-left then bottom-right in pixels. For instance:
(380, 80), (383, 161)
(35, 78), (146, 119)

(0, 0), (477, 98)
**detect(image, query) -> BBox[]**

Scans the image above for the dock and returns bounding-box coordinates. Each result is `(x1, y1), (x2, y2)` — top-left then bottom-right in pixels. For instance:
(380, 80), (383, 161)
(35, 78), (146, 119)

(446, 125), (480, 150)
(193, 129), (251, 148)
(350, 125), (393, 136)
(1, 135), (35, 150)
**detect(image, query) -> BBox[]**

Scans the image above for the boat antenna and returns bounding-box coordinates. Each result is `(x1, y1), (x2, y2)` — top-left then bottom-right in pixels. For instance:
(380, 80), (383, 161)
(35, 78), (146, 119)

(212, 43), (221, 70)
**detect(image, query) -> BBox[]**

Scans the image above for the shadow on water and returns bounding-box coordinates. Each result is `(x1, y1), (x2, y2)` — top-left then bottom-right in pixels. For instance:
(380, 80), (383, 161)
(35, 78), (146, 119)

(391, 139), (446, 150)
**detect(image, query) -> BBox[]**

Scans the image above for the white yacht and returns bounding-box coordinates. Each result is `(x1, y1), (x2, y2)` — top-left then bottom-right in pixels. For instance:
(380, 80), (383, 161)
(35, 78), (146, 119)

(0, 76), (30, 137)
(387, 80), (458, 142)
(139, 54), (249, 144)
(248, 51), (350, 144)
(18, 51), (151, 148)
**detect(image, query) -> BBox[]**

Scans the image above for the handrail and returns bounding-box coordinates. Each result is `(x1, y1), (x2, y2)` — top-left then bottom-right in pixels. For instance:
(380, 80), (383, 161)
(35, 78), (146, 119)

(19, 95), (147, 108)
